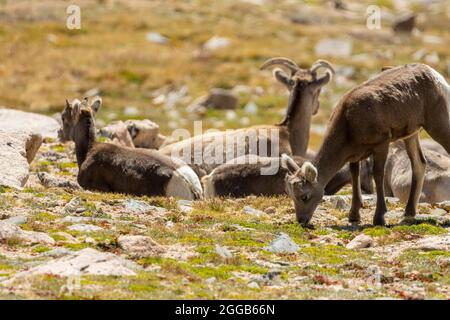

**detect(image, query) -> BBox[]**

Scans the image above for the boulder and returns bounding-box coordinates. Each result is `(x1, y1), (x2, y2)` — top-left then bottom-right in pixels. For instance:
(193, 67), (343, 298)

(10, 248), (138, 278)
(118, 235), (164, 257)
(37, 172), (80, 190)
(0, 108), (60, 139)
(0, 221), (55, 245)
(192, 88), (239, 110)
(392, 13), (416, 34)
(0, 130), (43, 188)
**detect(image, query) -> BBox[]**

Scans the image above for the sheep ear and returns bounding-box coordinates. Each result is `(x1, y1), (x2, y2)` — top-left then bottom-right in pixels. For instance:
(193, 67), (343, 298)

(65, 99), (70, 109)
(301, 161), (318, 183)
(273, 68), (290, 87)
(281, 154), (300, 175)
(71, 100), (81, 118)
(90, 96), (102, 113)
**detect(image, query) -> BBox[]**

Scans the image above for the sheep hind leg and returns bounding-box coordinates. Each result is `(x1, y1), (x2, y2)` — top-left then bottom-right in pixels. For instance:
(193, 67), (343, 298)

(402, 134), (427, 224)
(348, 162), (363, 224)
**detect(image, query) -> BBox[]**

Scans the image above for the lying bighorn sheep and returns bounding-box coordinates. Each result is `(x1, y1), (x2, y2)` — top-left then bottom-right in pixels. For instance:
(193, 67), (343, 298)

(160, 58), (334, 177)
(100, 119), (167, 149)
(202, 155), (373, 198)
(384, 141), (450, 203)
(282, 63), (450, 226)
(58, 97), (203, 200)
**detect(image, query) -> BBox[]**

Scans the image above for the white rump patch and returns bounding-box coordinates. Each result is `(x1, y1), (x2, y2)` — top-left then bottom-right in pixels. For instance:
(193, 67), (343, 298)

(166, 165), (203, 200)
(428, 66), (450, 119)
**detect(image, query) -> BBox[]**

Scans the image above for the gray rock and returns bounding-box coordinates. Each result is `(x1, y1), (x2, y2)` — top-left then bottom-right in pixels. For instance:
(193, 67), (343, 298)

(195, 88), (239, 110)
(64, 197), (83, 214)
(1, 215), (27, 226)
(243, 206), (265, 217)
(177, 199), (193, 213)
(37, 172), (80, 190)
(265, 233), (300, 254)
(346, 234), (374, 249)
(0, 130), (42, 188)
(244, 102), (258, 114)
(10, 248), (138, 278)
(124, 199), (166, 214)
(67, 224), (103, 232)
(215, 244), (233, 259)
(41, 247), (72, 258)
(315, 38), (353, 57)
(0, 221), (55, 245)
(146, 32), (168, 44)
(325, 195), (351, 211)
(203, 36), (231, 51)
(437, 201), (450, 211)
(416, 235), (450, 251)
(392, 13), (416, 34)
(0, 108), (60, 139)
(118, 235), (164, 257)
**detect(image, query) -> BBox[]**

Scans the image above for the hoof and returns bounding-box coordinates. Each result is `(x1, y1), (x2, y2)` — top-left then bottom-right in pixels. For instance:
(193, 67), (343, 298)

(373, 216), (386, 226)
(400, 216), (417, 225)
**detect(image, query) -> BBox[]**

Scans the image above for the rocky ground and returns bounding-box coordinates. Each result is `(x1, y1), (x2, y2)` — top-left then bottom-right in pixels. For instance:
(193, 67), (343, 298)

(0, 139), (448, 299)
(0, 0), (449, 300)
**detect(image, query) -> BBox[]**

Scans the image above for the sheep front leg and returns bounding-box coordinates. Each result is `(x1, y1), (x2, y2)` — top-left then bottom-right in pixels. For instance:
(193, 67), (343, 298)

(372, 144), (389, 226)
(349, 161), (362, 223)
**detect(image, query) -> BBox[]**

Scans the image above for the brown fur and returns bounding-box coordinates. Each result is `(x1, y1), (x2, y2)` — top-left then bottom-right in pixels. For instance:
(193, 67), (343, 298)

(161, 58), (334, 177)
(203, 155), (373, 198)
(284, 64), (450, 226)
(58, 97), (202, 199)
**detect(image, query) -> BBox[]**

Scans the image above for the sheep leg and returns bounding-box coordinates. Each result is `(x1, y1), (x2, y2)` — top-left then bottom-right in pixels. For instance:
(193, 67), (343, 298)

(349, 162), (362, 223)
(372, 144), (389, 226)
(403, 134), (426, 221)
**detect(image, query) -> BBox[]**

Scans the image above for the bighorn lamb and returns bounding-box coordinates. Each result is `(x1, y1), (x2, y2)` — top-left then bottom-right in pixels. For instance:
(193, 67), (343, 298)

(202, 155), (373, 198)
(58, 97), (203, 199)
(384, 141), (450, 203)
(282, 64), (450, 226)
(160, 58), (334, 177)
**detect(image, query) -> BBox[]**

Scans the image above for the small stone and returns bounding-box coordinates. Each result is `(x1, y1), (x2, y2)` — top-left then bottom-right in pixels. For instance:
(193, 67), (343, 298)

(146, 32), (168, 44)
(325, 195), (350, 211)
(247, 281), (260, 289)
(177, 199), (193, 213)
(166, 221), (175, 228)
(244, 102), (258, 114)
(315, 38), (352, 57)
(430, 208), (447, 216)
(264, 207), (276, 214)
(124, 199), (166, 214)
(85, 237), (96, 244)
(206, 277), (217, 284)
(393, 13), (416, 34)
(265, 233), (300, 254)
(243, 206), (265, 217)
(203, 36), (231, 51)
(38, 172), (80, 190)
(416, 235), (450, 251)
(118, 235), (164, 257)
(67, 224), (103, 233)
(346, 234), (374, 249)
(215, 244), (233, 259)
(437, 201), (450, 211)
(42, 248), (72, 258)
(64, 197), (82, 214)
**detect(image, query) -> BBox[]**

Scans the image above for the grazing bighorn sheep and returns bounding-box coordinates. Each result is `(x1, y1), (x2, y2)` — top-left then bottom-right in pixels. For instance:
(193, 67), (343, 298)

(202, 155), (373, 198)
(160, 58), (334, 177)
(58, 97), (203, 200)
(384, 141), (450, 203)
(282, 63), (450, 226)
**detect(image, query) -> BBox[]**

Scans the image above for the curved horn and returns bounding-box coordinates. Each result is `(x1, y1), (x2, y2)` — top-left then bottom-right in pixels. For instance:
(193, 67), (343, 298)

(260, 57), (300, 74)
(310, 70), (332, 90)
(310, 60), (335, 77)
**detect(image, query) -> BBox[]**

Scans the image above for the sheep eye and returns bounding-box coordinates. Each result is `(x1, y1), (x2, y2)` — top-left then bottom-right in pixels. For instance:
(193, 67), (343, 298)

(301, 194), (311, 202)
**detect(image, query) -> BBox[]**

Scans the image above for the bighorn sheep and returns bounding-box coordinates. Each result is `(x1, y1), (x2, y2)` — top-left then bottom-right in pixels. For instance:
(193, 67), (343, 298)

(202, 155), (373, 198)
(281, 64), (450, 226)
(384, 141), (450, 203)
(160, 58), (334, 177)
(58, 97), (203, 200)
